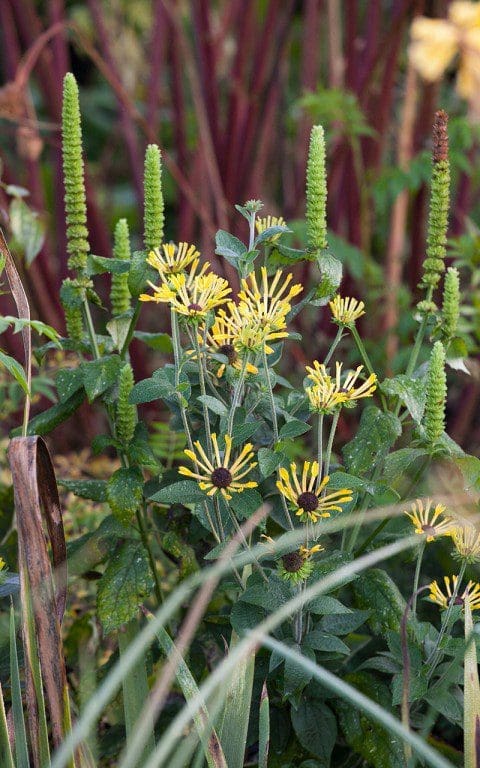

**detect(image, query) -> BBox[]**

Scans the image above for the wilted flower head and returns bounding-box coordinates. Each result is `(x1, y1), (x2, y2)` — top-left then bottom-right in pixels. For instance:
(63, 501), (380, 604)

(306, 361), (376, 408)
(278, 544), (323, 585)
(452, 523), (480, 563)
(146, 242), (199, 277)
(409, 2), (480, 100)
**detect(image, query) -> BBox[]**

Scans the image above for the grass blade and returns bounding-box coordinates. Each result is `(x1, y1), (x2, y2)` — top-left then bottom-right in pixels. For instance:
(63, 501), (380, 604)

(464, 600), (480, 768)
(218, 631), (255, 768)
(118, 620), (155, 767)
(258, 681), (269, 768)
(0, 682), (15, 768)
(10, 604), (29, 768)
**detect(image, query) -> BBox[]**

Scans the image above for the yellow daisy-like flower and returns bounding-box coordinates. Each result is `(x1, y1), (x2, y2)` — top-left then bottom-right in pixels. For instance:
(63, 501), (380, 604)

(178, 433), (257, 500)
(276, 461), (353, 523)
(141, 264), (231, 320)
(146, 242), (199, 277)
(305, 378), (347, 414)
(217, 302), (289, 355)
(409, 2), (480, 99)
(237, 267), (303, 329)
(404, 499), (454, 542)
(255, 215), (287, 242)
(429, 575), (480, 612)
(203, 315), (258, 378)
(329, 295), (366, 326)
(452, 523), (480, 563)
(306, 361), (377, 407)
(278, 543), (324, 585)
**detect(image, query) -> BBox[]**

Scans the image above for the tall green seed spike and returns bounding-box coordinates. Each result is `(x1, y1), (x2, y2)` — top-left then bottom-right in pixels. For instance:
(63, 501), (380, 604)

(441, 266), (460, 343)
(143, 144), (164, 253)
(306, 125), (328, 252)
(62, 73), (90, 272)
(116, 363), (137, 445)
(60, 277), (84, 342)
(423, 341), (447, 445)
(111, 219), (131, 316)
(420, 110), (450, 291)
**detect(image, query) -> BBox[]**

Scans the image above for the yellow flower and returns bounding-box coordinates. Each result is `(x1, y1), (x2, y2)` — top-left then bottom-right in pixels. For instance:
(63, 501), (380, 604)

(237, 267), (303, 328)
(217, 302), (289, 355)
(276, 461), (353, 523)
(452, 523), (480, 563)
(409, 2), (480, 99)
(306, 361), (377, 407)
(329, 295), (365, 326)
(255, 215), (287, 242)
(146, 242), (199, 277)
(203, 315), (258, 378)
(404, 499), (454, 542)
(429, 575), (480, 611)
(141, 261), (231, 320)
(178, 433), (257, 500)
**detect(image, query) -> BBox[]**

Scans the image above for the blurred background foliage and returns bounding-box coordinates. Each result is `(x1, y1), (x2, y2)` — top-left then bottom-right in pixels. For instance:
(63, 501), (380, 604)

(0, 0), (479, 454)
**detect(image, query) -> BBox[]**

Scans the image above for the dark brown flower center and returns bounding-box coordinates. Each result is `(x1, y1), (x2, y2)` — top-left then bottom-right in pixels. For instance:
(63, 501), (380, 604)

(188, 303), (203, 312)
(218, 344), (237, 364)
(282, 551), (304, 573)
(211, 467), (232, 488)
(421, 524), (436, 536)
(297, 491), (319, 513)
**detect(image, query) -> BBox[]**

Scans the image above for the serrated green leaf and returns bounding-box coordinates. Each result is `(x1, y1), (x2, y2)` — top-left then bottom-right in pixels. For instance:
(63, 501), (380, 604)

(97, 542), (154, 633)
(383, 448), (428, 487)
(128, 249), (156, 297)
(307, 596), (352, 615)
(230, 421), (260, 446)
(284, 644), (315, 696)
(59, 478), (107, 502)
(381, 375), (426, 423)
(291, 699), (336, 763)
(309, 252), (342, 306)
(318, 610), (370, 635)
(87, 255), (131, 275)
(354, 569), (406, 636)
(197, 394), (227, 415)
(303, 631), (350, 654)
(254, 225), (291, 247)
(148, 480), (205, 504)
(258, 447), (283, 478)
(81, 355), (122, 402)
(228, 488), (264, 520)
(343, 406), (401, 475)
(55, 367), (84, 401)
(215, 230), (247, 266)
(230, 601), (266, 636)
(106, 467), (144, 523)
(133, 331), (173, 352)
(279, 419), (311, 439)
(106, 315), (133, 352)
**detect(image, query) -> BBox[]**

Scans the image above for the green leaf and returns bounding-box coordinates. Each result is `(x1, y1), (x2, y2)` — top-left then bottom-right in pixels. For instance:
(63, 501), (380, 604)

(59, 478), (107, 502)
(291, 699), (337, 763)
(198, 394), (228, 416)
(55, 368), (84, 401)
(279, 419), (311, 439)
(106, 315), (133, 352)
(9, 198), (45, 265)
(106, 467), (144, 524)
(87, 255), (131, 275)
(343, 406), (401, 475)
(381, 375), (426, 423)
(353, 569), (406, 636)
(254, 225), (291, 247)
(383, 448), (428, 487)
(241, 573), (291, 612)
(318, 610), (371, 635)
(284, 644), (315, 696)
(258, 447), (283, 478)
(134, 331), (173, 352)
(230, 601), (266, 636)
(118, 621), (155, 765)
(128, 249), (156, 297)
(218, 632), (255, 768)
(303, 631), (350, 655)
(18, 388), (85, 436)
(80, 355), (122, 402)
(228, 489), (264, 520)
(308, 596), (352, 615)
(130, 366), (190, 406)
(97, 542), (154, 634)
(309, 252), (342, 306)
(148, 480), (206, 504)
(230, 421), (260, 446)
(455, 455), (480, 493)
(0, 350), (28, 393)
(215, 230), (247, 266)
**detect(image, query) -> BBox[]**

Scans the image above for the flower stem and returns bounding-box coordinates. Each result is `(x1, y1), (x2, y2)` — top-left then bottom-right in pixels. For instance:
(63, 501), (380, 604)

(227, 355), (249, 437)
(193, 332), (213, 460)
(426, 559), (467, 676)
(316, 413), (324, 480)
(412, 541), (426, 617)
(323, 410), (340, 481)
(350, 325), (387, 411)
(323, 326), (343, 366)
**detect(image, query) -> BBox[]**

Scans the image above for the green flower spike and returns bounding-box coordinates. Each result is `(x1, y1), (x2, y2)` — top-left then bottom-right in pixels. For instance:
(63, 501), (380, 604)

(60, 277), (84, 343)
(306, 125), (328, 253)
(116, 363), (137, 445)
(111, 219), (132, 316)
(423, 340), (446, 445)
(144, 144), (164, 253)
(420, 110), (450, 291)
(62, 73), (90, 272)
(441, 267), (460, 343)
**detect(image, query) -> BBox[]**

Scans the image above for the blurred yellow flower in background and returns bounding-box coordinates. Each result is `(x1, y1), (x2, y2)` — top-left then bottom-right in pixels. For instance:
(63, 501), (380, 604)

(409, 2), (480, 99)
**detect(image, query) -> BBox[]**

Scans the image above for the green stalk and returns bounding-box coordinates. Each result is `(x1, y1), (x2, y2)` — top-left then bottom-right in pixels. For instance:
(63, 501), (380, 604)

(464, 600), (480, 768)
(350, 325), (387, 411)
(323, 326), (343, 366)
(412, 541), (426, 617)
(227, 355), (249, 437)
(316, 413), (324, 480)
(323, 410), (340, 481)
(426, 559), (467, 675)
(193, 332), (214, 459)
